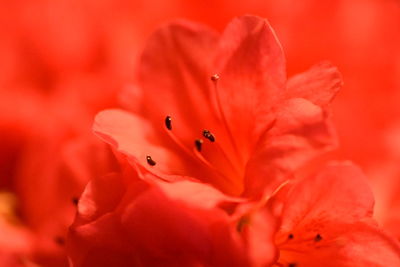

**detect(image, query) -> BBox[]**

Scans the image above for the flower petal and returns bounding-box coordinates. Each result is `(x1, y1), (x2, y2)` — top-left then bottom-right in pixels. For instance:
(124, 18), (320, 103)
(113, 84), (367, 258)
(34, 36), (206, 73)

(136, 19), (221, 143)
(93, 109), (246, 194)
(68, 213), (135, 267)
(153, 179), (242, 210)
(93, 109), (192, 181)
(68, 171), (250, 267)
(76, 173), (126, 224)
(273, 163), (400, 266)
(286, 61), (343, 107)
(243, 98), (337, 197)
(67, 173), (144, 267)
(243, 209), (279, 267)
(280, 222), (400, 267)
(279, 162), (374, 232)
(214, 15), (286, 157)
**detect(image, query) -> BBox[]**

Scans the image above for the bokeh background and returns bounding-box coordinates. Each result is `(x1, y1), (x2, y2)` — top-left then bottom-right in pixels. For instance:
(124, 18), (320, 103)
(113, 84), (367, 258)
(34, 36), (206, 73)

(0, 0), (399, 266)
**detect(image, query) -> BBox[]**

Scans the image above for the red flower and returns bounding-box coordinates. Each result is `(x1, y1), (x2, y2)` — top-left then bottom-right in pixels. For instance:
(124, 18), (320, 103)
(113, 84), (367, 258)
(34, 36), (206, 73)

(67, 161), (400, 266)
(67, 15), (400, 267)
(67, 170), (277, 266)
(0, 70), (120, 267)
(271, 162), (400, 266)
(93, 15), (341, 198)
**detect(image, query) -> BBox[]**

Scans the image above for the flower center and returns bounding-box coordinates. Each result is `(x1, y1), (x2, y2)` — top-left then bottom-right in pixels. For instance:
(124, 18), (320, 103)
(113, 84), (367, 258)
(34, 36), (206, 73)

(144, 74), (248, 195)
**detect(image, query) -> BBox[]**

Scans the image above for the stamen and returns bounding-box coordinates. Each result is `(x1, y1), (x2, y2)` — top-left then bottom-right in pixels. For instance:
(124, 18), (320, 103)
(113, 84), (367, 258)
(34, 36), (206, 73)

(211, 74), (220, 82)
(192, 147), (232, 183)
(163, 121), (230, 182)
(165, 116), (172, 130)
(202, 130), (215, 142)
(288, 263), (297, 267)
(213, 141), (243, 175)
(236, 215), (250, 232)
(314, 234), (322, 242)
(146, 155), (156, 166)
(209, 73), (243, 165)
(195, 139), (203, 152)
(277, 231), (325, 248)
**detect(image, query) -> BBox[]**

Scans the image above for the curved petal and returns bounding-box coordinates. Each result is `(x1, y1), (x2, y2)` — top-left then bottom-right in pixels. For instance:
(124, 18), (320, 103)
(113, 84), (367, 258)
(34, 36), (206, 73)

(68, 213), (135, 267)
(68, 171), (249, 267)
(67, 171), (148, 267)
(120, 180), (249, 267)
(243, 209), (279, 267)
(75, 173), (126, 224)
(93, 109), (245, 194)
(153, 178), (242, 210)
(137, 19), (221, 144)
(279, 162), (374, 232)
(93, 109), (192, 181)
(214, 15), (286, 158)
(243, 98), (337, 197)
(280, 222), (400, 267)
(273, 163), (400, 266)
(286, 61), (343, 107)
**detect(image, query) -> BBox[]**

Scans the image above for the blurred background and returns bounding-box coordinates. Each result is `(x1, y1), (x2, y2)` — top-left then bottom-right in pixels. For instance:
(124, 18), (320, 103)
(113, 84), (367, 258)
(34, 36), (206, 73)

(0, 0), (399, 266)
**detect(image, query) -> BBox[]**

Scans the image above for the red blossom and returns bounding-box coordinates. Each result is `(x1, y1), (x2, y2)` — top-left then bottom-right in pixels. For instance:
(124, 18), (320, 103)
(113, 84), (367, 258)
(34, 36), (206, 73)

(271, 162), (400, 266)
(67, 170), (277, 266)
(1, 0), (399, 264)
(93, 15), (340, 198)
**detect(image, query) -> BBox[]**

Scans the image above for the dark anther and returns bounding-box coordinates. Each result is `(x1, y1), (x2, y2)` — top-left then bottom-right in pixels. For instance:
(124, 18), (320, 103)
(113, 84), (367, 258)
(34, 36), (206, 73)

(195, 139), (203, 152)
(211, 74), (220, 82)
(72, 197), (79, 206)
(202, 130), (215, 142)
(236, 216), (250, 233)
(146, 155), (156, 166)
(314, 234), (322, 242)
(165, 116), (172, 130)
(288, 263), (297, 267)
(288, 233), (294, 239)
(54, 236), (65, 246)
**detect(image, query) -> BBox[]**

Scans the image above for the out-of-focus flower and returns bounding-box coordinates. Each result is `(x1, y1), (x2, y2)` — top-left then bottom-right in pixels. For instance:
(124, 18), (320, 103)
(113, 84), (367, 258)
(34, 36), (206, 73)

(0, 192), (31, 267)
(0, 0), (151, 264)
(93, 15), (341, 199)
(0, 67), (121, 266)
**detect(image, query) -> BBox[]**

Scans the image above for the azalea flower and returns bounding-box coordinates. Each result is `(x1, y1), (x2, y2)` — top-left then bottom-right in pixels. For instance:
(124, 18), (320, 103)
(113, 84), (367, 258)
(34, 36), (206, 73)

(269, 162), (400, 266)
(67, 169), (278, 267)
(94, 15), (341, 198)
(2, 0), (398, 264)
(67, 162), (400, 266)
(64, 14), (400, 267)
(0, 73), (120, 267)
